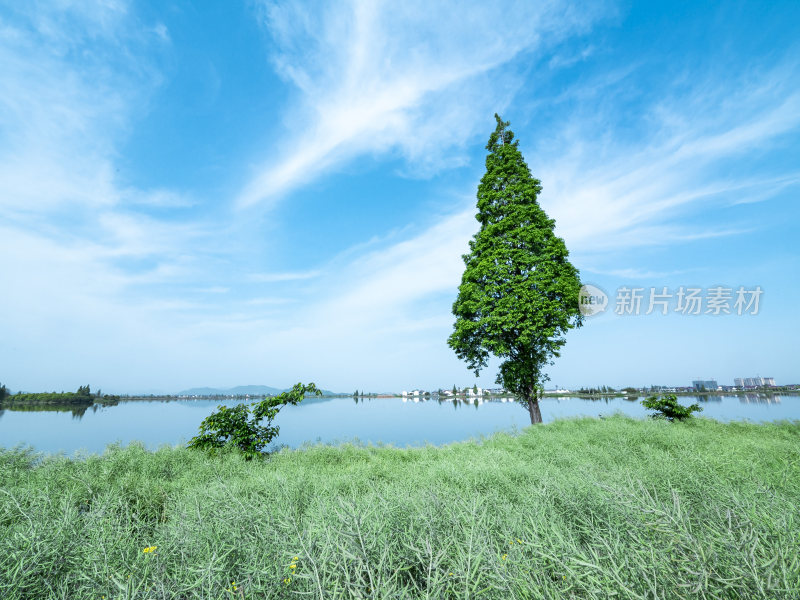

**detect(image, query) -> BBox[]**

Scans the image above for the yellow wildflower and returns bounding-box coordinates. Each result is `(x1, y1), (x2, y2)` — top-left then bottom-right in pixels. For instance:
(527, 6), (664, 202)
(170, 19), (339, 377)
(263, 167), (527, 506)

(502, 554), (508, 561)
(290, 564), (296, 570)
(142, 545), (157, 554)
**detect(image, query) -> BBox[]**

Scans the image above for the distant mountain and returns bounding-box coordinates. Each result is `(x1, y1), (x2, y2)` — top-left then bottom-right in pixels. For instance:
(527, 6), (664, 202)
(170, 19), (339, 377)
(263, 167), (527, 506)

(228, 385), (285, 396)
(178, 386), (228, 396)
(178, 385), (339, 396)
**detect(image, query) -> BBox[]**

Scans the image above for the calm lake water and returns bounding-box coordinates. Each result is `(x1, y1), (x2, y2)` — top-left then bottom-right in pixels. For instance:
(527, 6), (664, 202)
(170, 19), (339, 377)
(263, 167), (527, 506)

(0, 394), (797, 456)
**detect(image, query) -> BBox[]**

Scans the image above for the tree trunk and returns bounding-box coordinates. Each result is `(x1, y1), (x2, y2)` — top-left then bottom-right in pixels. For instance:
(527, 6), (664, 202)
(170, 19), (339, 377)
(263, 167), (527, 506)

(527, 391), (543, 424)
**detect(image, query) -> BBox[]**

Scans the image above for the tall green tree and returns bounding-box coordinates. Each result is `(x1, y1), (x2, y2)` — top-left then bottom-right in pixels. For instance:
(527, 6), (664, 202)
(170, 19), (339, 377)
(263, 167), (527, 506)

(449, 114), (583, 424)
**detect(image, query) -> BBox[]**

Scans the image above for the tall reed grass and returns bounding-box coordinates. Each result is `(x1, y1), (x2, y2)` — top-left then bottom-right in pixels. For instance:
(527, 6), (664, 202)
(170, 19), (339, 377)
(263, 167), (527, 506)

(1, 415), (798, 599)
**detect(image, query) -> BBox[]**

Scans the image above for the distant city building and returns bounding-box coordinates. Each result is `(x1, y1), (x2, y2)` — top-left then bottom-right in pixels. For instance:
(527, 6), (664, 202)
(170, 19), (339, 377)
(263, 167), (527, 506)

(692, 379), (718, 391)
(736, 376), (776, 388)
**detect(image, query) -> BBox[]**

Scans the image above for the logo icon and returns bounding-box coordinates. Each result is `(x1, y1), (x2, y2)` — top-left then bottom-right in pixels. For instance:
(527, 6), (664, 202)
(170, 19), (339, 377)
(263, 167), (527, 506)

(579, 284), (608, 317)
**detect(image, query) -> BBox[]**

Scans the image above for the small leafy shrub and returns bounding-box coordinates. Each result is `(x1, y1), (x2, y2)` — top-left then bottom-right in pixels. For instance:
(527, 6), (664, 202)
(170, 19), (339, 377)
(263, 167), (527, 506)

(188, 382), (320, 459)
(641, 394), (702, 422)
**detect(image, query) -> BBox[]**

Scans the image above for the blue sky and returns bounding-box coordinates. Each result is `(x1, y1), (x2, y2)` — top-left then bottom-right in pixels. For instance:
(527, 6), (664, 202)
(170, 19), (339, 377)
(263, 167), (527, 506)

(1, 0), (798, 394)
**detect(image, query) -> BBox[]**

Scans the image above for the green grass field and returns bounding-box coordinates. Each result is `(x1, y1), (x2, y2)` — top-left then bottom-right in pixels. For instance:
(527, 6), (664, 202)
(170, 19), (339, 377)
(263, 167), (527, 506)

(1, 415), (798, 599)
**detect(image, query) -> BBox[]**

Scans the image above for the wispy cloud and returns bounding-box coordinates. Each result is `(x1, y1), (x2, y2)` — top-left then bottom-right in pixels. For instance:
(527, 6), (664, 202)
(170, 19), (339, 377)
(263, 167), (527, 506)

(537, 64), (800, 254)
(0, 1), (222, 390)
(728, 176), (800, 206)
(243, 296), (294, 306)
(0, 3), (210, 285)
(548, 44), (595, 69)
(2, 2), (798, 392)
(248, 270), (321, 283)
(585, 268), (691, 280)
(0, 1), (157, 212)
(222, 53), (800, 387)
(238, 0), (608, 208)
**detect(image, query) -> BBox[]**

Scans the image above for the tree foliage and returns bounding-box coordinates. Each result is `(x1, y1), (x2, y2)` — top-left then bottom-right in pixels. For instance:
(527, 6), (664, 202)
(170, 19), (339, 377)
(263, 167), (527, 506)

(188, 383), (320, 459)
(1, 385), (118, 405)
(449, 115), (583, 423)
(641, 394), (703, 422)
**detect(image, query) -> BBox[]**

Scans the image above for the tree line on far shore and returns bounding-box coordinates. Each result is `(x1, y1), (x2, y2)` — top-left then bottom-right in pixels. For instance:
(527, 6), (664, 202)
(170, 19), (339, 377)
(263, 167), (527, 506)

(0, 384), (120, 405)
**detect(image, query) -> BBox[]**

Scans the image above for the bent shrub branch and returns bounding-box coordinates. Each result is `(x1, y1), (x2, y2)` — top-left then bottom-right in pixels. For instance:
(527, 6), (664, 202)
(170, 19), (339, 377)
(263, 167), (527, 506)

(188, 382), (320, 459)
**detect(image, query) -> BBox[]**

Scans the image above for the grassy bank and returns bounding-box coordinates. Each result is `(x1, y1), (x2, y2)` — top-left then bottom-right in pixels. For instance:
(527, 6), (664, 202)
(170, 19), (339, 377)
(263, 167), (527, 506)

(1, 416), (799, 599)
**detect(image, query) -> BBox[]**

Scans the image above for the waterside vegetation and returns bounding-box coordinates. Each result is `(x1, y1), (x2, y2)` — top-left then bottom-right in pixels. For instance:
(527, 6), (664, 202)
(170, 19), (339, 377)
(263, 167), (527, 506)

(1, 415), (798, 599)
(0, 384), (120, 406)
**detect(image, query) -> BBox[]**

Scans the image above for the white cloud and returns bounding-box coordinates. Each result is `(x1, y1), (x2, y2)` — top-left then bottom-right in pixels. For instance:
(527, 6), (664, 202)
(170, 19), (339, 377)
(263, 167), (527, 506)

(168, 205), (479, 390)
(238, 0), (608, 207)
(150, 22), (169, 42)
(308, 207), (474, 329)
(243, 296), (294, 306)
(0, 1), (224, 391)
(729, 176), (800, 205)
(548, 44), (595, 69)
(216, 56), (800, 389)
(248, 270), (321, 283)
(536, 68), (800, 254)
(0, 3), (211, 276)
(121, 188), (195, 208)
(2, 2), (798, 393)
(585, 268), (690, 280)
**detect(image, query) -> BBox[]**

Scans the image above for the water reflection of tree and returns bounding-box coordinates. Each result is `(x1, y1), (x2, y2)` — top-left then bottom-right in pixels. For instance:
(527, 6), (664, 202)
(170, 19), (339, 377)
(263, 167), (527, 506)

(690, 394), (722, 404)
(0, 401), (91, 420)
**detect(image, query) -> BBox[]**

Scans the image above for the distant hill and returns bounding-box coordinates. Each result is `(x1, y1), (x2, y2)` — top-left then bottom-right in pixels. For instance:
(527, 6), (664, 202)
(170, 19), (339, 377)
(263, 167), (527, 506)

(230, 385), (286, 396)
(178, 385), (339, 397)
